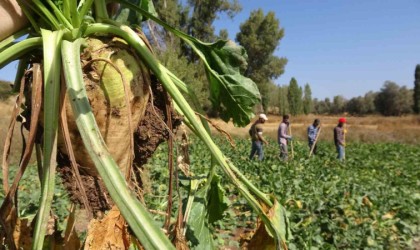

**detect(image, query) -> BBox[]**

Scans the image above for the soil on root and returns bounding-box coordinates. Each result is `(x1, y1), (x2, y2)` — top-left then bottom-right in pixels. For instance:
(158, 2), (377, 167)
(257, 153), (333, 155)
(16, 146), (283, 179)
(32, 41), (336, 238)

(57, 79), (182, 214)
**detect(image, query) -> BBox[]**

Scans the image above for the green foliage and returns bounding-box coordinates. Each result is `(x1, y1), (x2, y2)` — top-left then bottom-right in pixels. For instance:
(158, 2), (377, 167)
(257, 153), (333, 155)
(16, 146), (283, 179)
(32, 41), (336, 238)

(187, 0), (240, 42)
(190, 39), (261, 126)
(302, 83), (312, 115)
(115, 0), (158, 24)
(207, 175), (230, 224)
(278, 85), (289, 115)
(186, 189), (216, 250)
(157, 44), (212, 111)
(1, 0), (264, 247)
(287, 77), (302, 116)
(331, 95), (346, 114)
(346, 91), (377, 115)
(414, 64), (420, 113)
(218, 29), (229, 40)
(236, 8), (287, 110)
(0, 165), (71, 232)
(182, 0), (241, 61)
(145, 137), (420, 249)
(185, 175), (229, 249)
(0, 81), (13, 99)
(375, 81), (414, 116)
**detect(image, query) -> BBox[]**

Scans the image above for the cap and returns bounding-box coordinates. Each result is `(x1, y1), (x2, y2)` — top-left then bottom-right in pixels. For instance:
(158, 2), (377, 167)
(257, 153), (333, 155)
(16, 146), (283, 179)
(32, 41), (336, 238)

(259, 113), (268, 121)
(338, 117), (346, 123)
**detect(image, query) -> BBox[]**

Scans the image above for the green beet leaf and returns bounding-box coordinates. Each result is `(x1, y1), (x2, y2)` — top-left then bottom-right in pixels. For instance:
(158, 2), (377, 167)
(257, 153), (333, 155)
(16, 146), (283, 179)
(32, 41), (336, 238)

(115, 0), (261, 126)
(186, 190), (215, 250)
(207, 175), (230, 224)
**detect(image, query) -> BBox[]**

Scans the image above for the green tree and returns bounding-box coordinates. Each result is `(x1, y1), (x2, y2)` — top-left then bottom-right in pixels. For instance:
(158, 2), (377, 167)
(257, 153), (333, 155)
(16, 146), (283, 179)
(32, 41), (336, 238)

(375, 81), (413, 116)
(331, 95), (346, 114)
(182, 0), (241, 61)
(313, 98), (329, 114)
(346, 97), (364, 115)
(236, 8), (287, 111)
(414, 64), (420, 113)
(187, 0), (240, 41)
(363, 91), (377, 114)
(150, 0), (183, 48)
(287, 78), (302, 116)
(218, 29), (229, 40)
(303, 83), (312, 114)
(278, 85), (289, 115)
(266, 82), (279, 110)
(324, 98), (332, 114)
(152, 0), (241, 113)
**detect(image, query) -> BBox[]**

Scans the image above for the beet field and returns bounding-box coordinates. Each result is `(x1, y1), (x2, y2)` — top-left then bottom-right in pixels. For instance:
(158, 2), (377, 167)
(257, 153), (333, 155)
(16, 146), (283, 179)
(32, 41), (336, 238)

(1, 136), (419, 249)
(143, 136), (420, 249)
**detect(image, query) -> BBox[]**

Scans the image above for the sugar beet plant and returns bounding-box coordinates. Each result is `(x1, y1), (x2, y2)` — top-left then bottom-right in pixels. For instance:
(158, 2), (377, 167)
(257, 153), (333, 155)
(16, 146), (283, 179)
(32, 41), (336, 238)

(0, 0), (290, 249)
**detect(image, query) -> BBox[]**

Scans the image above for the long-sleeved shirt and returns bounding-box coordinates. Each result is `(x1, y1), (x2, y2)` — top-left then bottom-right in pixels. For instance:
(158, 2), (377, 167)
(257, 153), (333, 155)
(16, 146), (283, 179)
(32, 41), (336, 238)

(250, 122), (264, 142)
(278, 122), (291, 145)
(307, 125), (318, 143)
(334, 126), (345, 146)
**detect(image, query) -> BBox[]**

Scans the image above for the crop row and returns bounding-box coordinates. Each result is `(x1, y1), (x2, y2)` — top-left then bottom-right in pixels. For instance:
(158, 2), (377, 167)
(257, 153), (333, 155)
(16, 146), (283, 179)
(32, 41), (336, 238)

(144, 137), (420, 249)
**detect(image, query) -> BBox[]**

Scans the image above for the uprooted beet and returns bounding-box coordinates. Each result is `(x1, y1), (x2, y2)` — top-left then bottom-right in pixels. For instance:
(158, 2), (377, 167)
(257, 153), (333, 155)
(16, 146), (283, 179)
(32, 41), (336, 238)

(57, 79), (182, 214)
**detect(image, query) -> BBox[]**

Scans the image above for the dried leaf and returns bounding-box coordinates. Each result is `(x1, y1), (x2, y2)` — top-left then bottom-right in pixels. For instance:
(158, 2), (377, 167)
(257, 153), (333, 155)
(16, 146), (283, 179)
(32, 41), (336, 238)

(84, 206), (130, 250)
(247, 223), (276, 250)
(362, 196), (373, 207)
(382, 211), (396, 220)
(247, 199), (290, 250)
(13, 218), (32, 250)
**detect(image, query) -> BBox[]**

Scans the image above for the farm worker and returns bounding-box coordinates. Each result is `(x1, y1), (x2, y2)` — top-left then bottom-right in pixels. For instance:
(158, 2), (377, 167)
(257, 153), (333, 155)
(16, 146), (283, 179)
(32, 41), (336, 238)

(249, 113), (269, 161)
(277, 114), (292, 161)
(308, 119), (320, 154)
(334, 117), (347, 160)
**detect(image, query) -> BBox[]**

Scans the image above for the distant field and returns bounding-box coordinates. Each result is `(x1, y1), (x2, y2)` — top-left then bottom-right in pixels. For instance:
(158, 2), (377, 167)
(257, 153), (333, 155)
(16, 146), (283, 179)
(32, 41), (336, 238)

(210, 114), (420, 145)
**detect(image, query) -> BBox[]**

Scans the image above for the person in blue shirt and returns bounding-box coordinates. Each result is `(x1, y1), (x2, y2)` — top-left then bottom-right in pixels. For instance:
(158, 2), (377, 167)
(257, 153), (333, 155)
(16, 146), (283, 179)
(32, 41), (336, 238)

(307, 119), (320, 155)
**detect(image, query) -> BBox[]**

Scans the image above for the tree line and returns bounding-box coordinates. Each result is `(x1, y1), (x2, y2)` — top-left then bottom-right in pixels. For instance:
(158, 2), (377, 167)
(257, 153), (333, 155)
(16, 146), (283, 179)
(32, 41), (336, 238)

(270, 73), (419, 116)
(147, 1), (419, 118)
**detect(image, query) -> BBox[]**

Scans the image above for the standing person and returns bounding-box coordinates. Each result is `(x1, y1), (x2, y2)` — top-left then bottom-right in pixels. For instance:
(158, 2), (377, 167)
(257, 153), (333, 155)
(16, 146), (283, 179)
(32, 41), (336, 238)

(334, 117), (346, 160)
(308, 119), (320, 155)
(278, 115), (292, 161)
(249, 114), (269, 161)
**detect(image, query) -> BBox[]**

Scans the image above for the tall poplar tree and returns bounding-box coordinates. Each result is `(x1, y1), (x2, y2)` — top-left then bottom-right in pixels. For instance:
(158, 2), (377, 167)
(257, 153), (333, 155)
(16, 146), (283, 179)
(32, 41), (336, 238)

(303, 83), (312, 115)
(287, 78), (302, 116)
(236, 9), (287, 111)
(414, 64), (420, 113)
(278, 85), (289, 115)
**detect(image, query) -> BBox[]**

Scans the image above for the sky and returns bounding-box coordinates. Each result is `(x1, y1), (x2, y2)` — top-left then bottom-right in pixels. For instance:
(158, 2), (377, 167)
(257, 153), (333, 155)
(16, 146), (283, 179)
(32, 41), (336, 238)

(213, 0), (420, 99)
(1, 1), (419, 100)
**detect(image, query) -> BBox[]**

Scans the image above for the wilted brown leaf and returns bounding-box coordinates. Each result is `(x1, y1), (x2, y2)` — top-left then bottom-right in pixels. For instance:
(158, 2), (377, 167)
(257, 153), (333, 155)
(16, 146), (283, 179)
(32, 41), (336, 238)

(84, 206), (130, 250)
(382, 211), (396, 220)
(247, 223), (276, 250)
(13, 218), (32, 250)
(246, 200), (289, 250)
(362, 196), (373, 207)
